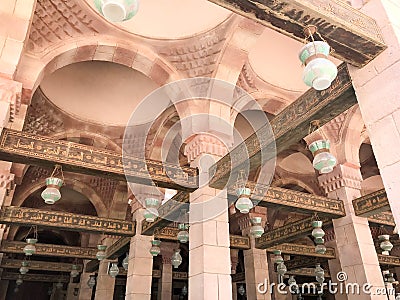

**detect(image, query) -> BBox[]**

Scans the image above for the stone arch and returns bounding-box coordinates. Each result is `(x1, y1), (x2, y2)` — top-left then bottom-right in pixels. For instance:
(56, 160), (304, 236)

(272, 178), (317, 194)
(12, 177), (108, 218)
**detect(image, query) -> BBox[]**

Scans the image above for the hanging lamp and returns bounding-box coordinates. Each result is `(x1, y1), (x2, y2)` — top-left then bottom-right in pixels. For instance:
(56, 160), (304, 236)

(177, 223), (189, 243)
(378, 235), (393, 255)
(23, 226), (38, 256)
(94, 0), (139, 22)
(19, 261), (29, 275)
(273, 250), (284, 264)
(108, 262), (120, 278)
(235, 170), (253, 214)
(299, 25), (337, 91)
(70, 264), (79, 278)
(276, 262), (287, 276)
(143, 197), (160, 222)
(122, 253), (129, 270)
(150, 239), (161, 257)
(238, 285), (246, 296)
(171, 248), (182, 269)
(250, 217), (264, 238)
(16, 275), (23, 286)
(41, 165), (64, 205)
(96, 244), (107, 261)
(87, 275), (96, 288)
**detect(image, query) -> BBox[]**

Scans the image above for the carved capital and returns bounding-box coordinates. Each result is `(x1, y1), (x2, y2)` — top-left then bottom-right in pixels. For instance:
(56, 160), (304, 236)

(318, 164), (362, 194)
(184, 133), (228, 163)
(0, 78), (22, 123)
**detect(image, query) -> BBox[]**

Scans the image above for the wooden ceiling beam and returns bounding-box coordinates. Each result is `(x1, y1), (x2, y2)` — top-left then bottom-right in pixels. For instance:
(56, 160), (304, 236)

(0, 258), (83, 273)
(206, 0), (386, 67)
(0, 206), (135, 236)
(353, 189), (391, 217)
(1, 272), (70, 283)
(209, 64), (357, 190)
(0, 129), (197, 191)
(266, 243), (335, 259)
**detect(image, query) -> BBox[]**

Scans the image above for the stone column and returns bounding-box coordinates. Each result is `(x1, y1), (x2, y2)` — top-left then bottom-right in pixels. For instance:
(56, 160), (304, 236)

(94, 258), (116, 300)
(0, 280), (8, 300)
(66, 277), (79, 300)
(78, 261), (94, 300)
(319, 164), (387, 299)
(160, 243), (174, 300)
(231, 249), (239, 300)
(186, 134), (232, 300)
(238, 207), (271, 300)
(125, 205), (154, 300)
(348, 0), (400, 231)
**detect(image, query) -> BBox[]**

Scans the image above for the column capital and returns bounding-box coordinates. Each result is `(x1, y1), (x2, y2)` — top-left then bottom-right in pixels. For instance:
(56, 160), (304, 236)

(184, 133), (228, 163)
(318, 163), (362, 194)
(237, 206), (267, 235)
(160, 242), (176, 265)
(0, 78), (22, 123)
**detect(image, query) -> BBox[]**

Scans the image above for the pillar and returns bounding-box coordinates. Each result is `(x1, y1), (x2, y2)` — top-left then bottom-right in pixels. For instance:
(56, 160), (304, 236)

(231, 249), (239, 300)
(238, 207), (271, 300)
(125, 205), (154, 300)
(319, 164), (387, 299)
(348, 0), (400, 231)
(94, 258), (116, 300)
(66, 276), (79, 300)
(78, 261), (94, 300)
(160, 243), (174, 300)
(0, 280), (8, 300)
(186, 134), (232, 300)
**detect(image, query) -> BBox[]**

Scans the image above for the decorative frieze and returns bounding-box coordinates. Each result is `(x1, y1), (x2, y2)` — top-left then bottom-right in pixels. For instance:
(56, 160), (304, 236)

(0, 206), (135, 236)
(1, 259), (83, 273)
(377, 254), (400, 266)
(352, 189), (390, 217)
(318, 164), (363, 194)
(0, 129), (198, 191)
(2, 272), (70, 283)
(266, 243), (335, 258)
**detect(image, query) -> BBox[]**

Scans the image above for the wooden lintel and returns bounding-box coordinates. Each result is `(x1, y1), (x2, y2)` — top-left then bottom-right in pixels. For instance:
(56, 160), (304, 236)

(0, 206), (135, 236)
(378, 254), (400, 267)
(210, 64), (357, 190)
(207, 0), (386, 67)
(256, 217), (332, 249)
(353, 189), (391, 217)
(2, 272), (70, 283)
(0, 241), (97, 259)
(266, 243), (335, 259)
(0, 129), (198, 191)
(284, 256), (328, 271)
(1, 258), (83, 273)
(368, 211), (395, 226)
(287, 268), (331, 278)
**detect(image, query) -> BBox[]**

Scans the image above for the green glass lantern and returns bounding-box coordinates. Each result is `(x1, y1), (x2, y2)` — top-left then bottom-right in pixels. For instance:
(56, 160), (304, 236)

(277, 262), (287, 276)
(315, 243), (327, 255)
(250, 217), (264, 238)
(122, 253), (129, 271)
(150, 240), (161, 256)
(94, 0), (139, 22)
(315, 264), (324, 278)
(96, 245), (107, 261)
(235, 187), (253, 214)
(16, 275), (23, 286)
(309, 140), (337, 174)
(70, 264), (79, 278)
(378, 235), (393, 255)
(171, 249), (182, 269)
(41, 177), (63, 205)
(311, 221), (325, 239)
(108, 262), (120, 278)
(273, 250), (284, 264)
(177, 224), (189, 243)
(143, 198), (160, 222)
(19, 261), (29, 275)
(23, 238), (37, 256)
(87, 275), (96, 288)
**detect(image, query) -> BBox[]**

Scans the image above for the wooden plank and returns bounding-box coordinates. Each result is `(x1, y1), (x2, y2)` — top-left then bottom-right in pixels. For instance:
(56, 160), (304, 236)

(287, 268), (330, 278)
(210, 64), (357, 190)
(0, 241), (97, 259)
(353, 189), (391, 217)
(368, 212), (395, 226)
(255, 217), (332, 249)
(0, 129), (198, 191)
(0, 258), (83, 273)
(0, 206), (135, 236)
(207, 0), (386, 67)
(2, 272), (70, 283)
(283, 256), (328, 271)
(266, 243), (335, 258)
(230, 183), (345, 217)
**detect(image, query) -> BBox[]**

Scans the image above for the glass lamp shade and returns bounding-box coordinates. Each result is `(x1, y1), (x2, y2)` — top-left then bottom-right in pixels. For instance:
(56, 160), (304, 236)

(314, 264), (325, 277)
(311, 221), (325, 239)
(316, 275), (325, 284)
(396, 294), (400, 300)
(143, 207), (159, 222)
(235, 187), (253, 214)
(250, 217), (264, 238)
(41, 177), (63, 204)
(108, 263), (120, 278)
(56, 282), (64, 289)
(122, 254), (129, 271)
(70, 265), (79, 278)
(94, 0), (139, 22)
(87, 275), (96, 288)
(19, 265), (29, 275)
(96, 245), (107, 261)
(299, 41), (337, 91)
(277, 262), (287, 276)
(23, 238), (37, 256)
(308, 140), (336, 174)
(387, 273), (395, 283)
(379, 235), (393, 255)
(150, 240), (161, 256)
(273, 250), (284, 264)
(16, 278), (23, 286)
(182, 285), (188, 296)
(288, 275), (296, 286)
(171, 249), (182, 269)
(315, 244), (327, 254)
(177, 224), (189, 243)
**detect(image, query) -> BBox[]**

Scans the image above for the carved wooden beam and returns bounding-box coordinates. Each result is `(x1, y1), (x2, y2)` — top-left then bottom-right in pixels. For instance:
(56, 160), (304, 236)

(368, 212), (395, 226)
(353, 189), (391, 217)
(256, 217), (332, 249)
(0, 129), (198, 191)
(231, 272), (245, 283)
(287, 268), (330, 278)
(229, 183), (345, 217)
(210, 64), (357, 190)
(2, 272), (70, 283)
(266, 243), (335, 258)
(0, 206), (135, 236)
(206, 0), (386, 67)
(0, 258), (83, 273)
(378, 254), (400, 267)
(0, 241), (97, 259)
